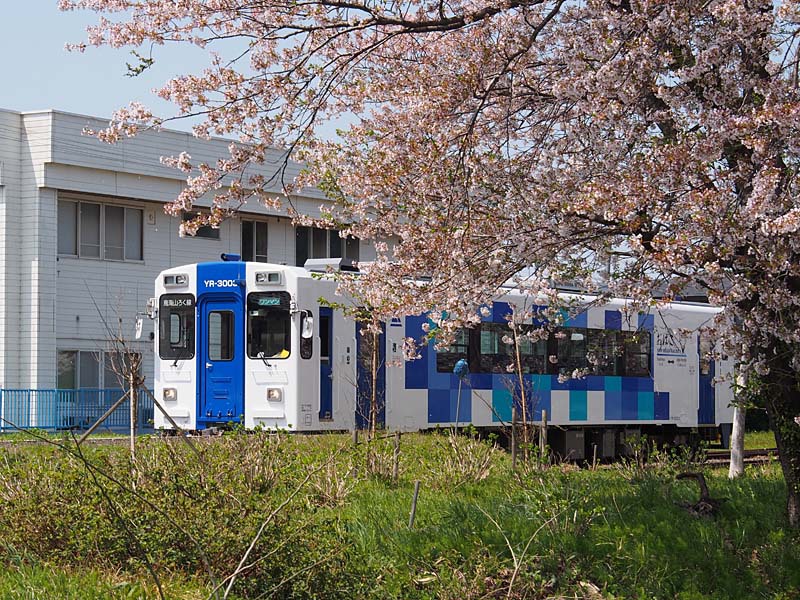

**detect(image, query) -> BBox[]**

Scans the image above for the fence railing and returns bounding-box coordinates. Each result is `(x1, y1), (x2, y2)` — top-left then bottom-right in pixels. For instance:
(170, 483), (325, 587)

(0, 388), (154, 433)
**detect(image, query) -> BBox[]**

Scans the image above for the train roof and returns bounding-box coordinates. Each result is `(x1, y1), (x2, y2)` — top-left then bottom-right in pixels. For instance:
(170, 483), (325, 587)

(157, 259), (721, 315)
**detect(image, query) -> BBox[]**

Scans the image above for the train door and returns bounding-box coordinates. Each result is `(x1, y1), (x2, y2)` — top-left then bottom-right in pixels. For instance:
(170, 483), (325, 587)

(355, 321), (386, 430)
(698, 332), (715, 425)
(319, 307), (333, 420)
(198, 296), (244, 426)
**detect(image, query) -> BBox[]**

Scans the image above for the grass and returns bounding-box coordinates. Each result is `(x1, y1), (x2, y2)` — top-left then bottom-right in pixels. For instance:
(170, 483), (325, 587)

(0, 431), (796, 599)
(0, 564), (211, 599)
(745, 429), (776, 449)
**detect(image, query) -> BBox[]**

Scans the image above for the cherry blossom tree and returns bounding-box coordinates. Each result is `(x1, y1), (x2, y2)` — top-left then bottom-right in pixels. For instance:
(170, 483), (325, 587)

(61, 0), (800, 525)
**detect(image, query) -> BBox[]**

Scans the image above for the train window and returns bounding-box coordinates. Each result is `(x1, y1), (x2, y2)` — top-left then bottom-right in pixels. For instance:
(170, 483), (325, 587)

(587, 330), (624, 376)
(436, 328), (470, 373)
(699, 331), (713, 376)
(300, 311), (313, 360)
(208, 311), (235, 361)
(623, 331), (651, 377)
(557, 329), (589, 374)
(479, 323), (512, 373)
(520, 332), (548, 374)
(247, 292), (291, 359)
(432, 323), (654, 378)
(158, 294), (195, 360)
(319, 314), (331, 361)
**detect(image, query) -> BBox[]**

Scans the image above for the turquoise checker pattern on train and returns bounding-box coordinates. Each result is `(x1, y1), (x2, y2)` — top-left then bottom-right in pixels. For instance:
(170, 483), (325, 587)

(405, 307), (670, 425)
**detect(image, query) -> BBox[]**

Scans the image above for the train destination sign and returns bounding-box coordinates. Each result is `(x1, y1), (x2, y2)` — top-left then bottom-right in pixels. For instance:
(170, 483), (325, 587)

(162, 297), (194, 308)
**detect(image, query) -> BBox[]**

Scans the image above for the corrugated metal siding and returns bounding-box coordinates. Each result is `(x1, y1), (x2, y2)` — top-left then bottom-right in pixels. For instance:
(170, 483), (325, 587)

(0, 108), (369, 389)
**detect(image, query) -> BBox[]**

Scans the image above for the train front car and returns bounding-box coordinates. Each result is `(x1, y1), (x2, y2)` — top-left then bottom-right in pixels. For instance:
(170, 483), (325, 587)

(153, 258), (324, 432)
(240, 262), (334, 432)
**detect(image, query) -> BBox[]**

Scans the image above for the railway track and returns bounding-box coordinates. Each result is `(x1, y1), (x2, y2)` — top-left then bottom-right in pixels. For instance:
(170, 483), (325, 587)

(0, 435), (782, 469)
(705, 447), (778, 465)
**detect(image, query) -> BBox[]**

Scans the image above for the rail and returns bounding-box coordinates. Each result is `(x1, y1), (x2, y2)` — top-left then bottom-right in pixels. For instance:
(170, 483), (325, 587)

(705, 447), (779, 464)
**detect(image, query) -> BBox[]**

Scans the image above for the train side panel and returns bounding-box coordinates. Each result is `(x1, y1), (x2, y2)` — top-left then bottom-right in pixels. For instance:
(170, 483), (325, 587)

(398, 296), (733, 437)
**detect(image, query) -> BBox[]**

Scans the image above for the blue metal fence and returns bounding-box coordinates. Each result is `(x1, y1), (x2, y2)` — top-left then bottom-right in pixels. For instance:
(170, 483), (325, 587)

(0, 388), (154, 433)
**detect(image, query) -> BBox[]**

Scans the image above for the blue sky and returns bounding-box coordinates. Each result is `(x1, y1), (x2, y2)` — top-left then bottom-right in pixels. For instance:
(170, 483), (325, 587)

(0, 2), (207, 130)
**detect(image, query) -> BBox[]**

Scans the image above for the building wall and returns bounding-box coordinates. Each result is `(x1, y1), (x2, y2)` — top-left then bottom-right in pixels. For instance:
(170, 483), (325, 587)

(21, 114), (56, 389)
(0, 110), (22, 388)
(0, 108), (374, 390)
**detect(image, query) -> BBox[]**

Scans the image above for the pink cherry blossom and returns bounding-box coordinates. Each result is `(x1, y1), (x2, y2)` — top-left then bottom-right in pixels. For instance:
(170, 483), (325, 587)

(64, 0), (800, 525)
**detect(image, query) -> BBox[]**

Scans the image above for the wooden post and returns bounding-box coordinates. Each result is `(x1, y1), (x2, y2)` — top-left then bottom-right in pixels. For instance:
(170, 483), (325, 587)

(592, 443), (598, 470)
(511, 404), (518, 471)
(454, 378), (462, 435)
(393, 431), (401, 482)
(128, 370), (137, 460)
(77, 390), (130, 445)
(539, 409), (548, 465)
(352, 429), (359, 446)
(408, 480), (421, 529)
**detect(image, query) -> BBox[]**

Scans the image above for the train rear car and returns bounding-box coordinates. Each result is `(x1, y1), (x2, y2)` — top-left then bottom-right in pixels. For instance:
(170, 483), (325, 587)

(385, 294), (734, 456)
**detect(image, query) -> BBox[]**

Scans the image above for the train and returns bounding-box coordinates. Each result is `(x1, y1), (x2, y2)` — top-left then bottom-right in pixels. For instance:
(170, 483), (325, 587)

(149, 255), (734, 458)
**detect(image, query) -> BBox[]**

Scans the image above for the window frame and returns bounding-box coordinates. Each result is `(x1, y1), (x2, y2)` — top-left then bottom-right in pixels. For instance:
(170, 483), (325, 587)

(207, 310), (236, 362)
(300, 310), (313, 360)
(241, 219), (269, 262)
(57, 349), (141, 389)
(246, 292), (292, 359)
(158, 294), (196, 361)
(294, 225), (360, 266)
(57, 198), (144, 262)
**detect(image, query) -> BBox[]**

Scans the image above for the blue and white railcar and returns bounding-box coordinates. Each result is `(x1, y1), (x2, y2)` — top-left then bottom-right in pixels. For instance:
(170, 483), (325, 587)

(153, 256), (352, 432)
(151, 257), (733, 454)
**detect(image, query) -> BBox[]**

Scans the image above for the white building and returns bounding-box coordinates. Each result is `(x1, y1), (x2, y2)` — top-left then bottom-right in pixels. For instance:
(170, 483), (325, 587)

(0, 108), (370, 396)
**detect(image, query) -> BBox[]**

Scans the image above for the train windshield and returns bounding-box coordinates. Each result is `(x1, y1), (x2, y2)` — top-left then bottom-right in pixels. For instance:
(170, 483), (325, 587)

(159, 294), (195, 360)
(247, 292), (291, 359)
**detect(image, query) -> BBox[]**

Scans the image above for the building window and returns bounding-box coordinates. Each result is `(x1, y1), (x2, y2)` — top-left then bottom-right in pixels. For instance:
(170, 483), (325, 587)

(241, 220), (268, 262)
(104, 352), (142, 388)
(295, 226), (359, 266)
(80, 203), (101, 258)
(182, 211), (220, 240)
(58, 199), (143, 261)
(57, 350), (141, 389)
(57, 351), (78, 389)
(57, 201), (77, 255)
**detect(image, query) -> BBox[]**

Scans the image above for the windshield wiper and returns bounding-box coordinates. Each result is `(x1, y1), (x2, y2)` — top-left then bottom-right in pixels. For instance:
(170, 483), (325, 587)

(257, 351), (271, 368)
(171, 344), (191, 367)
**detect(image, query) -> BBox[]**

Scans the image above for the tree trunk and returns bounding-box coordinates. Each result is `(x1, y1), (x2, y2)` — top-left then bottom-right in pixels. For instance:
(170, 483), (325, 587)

(764, 366), (800, 527)
(728, 404), (746, 479)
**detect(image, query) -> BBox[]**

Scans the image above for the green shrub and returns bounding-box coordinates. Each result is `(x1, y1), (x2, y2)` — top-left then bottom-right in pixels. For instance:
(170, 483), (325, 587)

(0, 432), (796, 599)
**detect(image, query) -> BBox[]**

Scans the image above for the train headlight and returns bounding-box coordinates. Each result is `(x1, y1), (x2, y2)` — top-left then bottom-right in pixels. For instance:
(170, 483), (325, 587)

(164, 274), (188, 287)
(164, 388), (178, 402)
(266, 388), (282, 402)
(256, 271), (281, 284)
